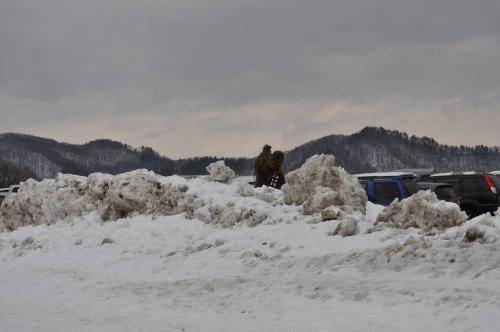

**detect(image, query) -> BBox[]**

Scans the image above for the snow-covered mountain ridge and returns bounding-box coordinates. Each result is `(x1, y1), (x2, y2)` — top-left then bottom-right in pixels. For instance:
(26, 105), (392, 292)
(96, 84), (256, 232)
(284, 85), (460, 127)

(2, 127), (500, 181)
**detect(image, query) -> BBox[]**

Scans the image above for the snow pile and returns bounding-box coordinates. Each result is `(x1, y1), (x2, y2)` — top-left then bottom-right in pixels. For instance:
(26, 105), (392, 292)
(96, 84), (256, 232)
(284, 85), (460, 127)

(282, 154), (367, 214)
(0, 174), (97, 230)
(206, 160), (235, 183)
(235, 181), (283, 204)
(332, 215), (359, 237)
(0, 170), (192, 231)
(236, 181), (256, 197)
(186, 178), (294, 228)
(373, 190), (467, 235)
(254, 186), (284, 204)
(90, 170), (191, 220)
(0, 168), (299, 231)
(321, 206), (343, 221)
(346, 215), (500, 276)
(3, 176), (500, 331)
(439, 212), (500, 244)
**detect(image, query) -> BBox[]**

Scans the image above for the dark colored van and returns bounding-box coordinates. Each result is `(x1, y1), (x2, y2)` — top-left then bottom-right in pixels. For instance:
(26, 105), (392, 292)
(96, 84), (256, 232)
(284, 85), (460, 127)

(356, 172), (419, 206)
(421, 173), (500, 217)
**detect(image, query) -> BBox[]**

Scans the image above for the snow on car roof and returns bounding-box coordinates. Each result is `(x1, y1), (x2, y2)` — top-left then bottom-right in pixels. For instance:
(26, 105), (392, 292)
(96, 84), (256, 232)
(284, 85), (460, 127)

(431, 171), (477, 177)
(354, 171), (415, 178)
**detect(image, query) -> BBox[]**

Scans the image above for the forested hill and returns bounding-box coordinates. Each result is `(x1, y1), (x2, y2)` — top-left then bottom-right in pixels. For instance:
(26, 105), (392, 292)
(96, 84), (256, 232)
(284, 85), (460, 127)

(284, 127), (500, 173)
(0, 133), (253, 180)
(1, 127), (500, 182)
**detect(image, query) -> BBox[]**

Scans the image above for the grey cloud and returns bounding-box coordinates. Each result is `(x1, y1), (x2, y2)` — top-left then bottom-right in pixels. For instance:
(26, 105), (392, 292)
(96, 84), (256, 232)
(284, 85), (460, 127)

(1, 0), (500, 156)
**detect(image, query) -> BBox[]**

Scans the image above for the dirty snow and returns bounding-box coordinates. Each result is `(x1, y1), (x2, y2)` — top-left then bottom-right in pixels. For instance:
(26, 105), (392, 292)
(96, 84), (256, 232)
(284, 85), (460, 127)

(206, 160), (235, 183)
(374, 190), (467, 235)
(0, 169), (294, 231)
(1, 157), (500, 332)
(282, 154), (367, 215)
(0, 170), (192, 231)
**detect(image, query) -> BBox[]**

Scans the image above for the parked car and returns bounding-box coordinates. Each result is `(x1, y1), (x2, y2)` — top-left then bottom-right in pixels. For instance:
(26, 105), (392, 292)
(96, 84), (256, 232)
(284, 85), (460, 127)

(356, 172), (419, 206)
(417, 182), (459, 204)
(0, 185), (20, 204)
(421, 173), (500, 217)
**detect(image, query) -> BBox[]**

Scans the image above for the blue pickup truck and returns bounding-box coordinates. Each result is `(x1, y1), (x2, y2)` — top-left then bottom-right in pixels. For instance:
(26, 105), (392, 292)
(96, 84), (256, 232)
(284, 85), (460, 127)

(355, 172), (420, 206)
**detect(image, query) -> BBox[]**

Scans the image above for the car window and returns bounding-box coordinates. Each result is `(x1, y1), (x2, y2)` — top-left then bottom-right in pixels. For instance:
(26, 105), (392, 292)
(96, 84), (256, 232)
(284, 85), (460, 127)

(435, 187), (458, 202)
(433, 178), (461, 194)
(374, 182), (401, 201)
(401, 178), (419, 195)
(461, 178), (480, 193)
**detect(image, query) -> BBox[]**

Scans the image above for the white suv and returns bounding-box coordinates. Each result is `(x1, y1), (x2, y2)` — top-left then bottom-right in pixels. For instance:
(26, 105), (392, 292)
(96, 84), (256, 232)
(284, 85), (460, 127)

(0, 185), (20, 203)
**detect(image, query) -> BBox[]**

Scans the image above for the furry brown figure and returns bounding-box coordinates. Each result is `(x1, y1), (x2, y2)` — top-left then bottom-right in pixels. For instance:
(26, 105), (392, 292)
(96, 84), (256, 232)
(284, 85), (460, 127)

(263, 151), (285, 189)
(254, 145), (272, 187)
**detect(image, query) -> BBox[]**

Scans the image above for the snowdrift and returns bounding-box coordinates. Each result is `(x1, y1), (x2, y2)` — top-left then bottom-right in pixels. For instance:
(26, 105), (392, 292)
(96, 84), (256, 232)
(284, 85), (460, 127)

(4, 156), (500, 332)
(206, 160), (235, 183)
(0, 170), (192, 231)
(373, 190), (467, 235)
(0, 164), (297, 231)
(282, 154), (367, 215)
(0, 154), (370, 231)
(0, 154), (488, 243)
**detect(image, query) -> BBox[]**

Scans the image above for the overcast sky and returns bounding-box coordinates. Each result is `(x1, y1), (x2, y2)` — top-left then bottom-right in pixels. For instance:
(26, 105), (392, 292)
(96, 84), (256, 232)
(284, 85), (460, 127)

(1, 0), (500, 158)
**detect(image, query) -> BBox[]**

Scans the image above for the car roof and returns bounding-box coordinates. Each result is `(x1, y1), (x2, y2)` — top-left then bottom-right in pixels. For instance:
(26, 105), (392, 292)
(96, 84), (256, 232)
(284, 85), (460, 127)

(417, 182), (453, 189)
(429, 172), (484, 177)
(355, 172), (415, 179)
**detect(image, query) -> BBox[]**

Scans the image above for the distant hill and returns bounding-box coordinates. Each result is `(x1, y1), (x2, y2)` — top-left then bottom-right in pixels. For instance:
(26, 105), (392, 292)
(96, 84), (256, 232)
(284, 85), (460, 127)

(0, 133), (176, 179)
(1, 127), (500, 180)
(284, 127), (500, 173)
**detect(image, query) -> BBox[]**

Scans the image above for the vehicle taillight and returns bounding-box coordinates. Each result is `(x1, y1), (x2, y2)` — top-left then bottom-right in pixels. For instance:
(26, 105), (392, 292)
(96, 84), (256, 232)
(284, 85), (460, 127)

(483, 175), (497, 195)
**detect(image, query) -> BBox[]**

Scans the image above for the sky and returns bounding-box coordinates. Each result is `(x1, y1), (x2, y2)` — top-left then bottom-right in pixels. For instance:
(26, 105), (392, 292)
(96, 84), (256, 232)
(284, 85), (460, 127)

(1, 0), (500, 158)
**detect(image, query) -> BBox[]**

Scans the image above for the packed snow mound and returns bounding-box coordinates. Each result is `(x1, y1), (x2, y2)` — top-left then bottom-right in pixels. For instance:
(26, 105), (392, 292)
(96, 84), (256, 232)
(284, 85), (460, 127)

(186, 178), (294, 228)
(462, 215), (500, 244)
(344, 214), (500, 275)
(0, 174), (97, 230)
(0, 170), (299, 231)
(206, 161), (235, 183)
(373, 190), (467, 235)
(333, 215), (359, 237)
(0, 170), (192, 231)
(254, 186), (284, 204)
(91, 170), (190, 220)
(235, 181), (283, 204)
(321, 206), (343, 221)
(282, 154), (367, 213)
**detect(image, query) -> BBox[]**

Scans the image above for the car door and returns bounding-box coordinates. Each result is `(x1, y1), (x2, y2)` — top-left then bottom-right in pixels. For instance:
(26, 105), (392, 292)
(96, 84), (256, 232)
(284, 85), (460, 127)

(371, 180), (403, 206)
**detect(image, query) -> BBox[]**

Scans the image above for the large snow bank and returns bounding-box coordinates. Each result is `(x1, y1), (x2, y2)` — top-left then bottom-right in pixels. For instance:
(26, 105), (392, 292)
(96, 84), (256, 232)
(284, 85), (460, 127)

(282, 154), (367, 214)
(206, 160), (235, 183)
(91, 171), (191, 220)
(373, 190), (467, 235)
(187, 177), (294, 228)
(0, 170), (192, 231)
(0, 174), (97, 230)
(0, 166), (298, 231)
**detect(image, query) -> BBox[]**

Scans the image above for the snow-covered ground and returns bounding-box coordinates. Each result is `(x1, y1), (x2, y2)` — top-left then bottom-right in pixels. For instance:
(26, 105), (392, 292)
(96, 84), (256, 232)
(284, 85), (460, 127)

(1, 157), (500, 332)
